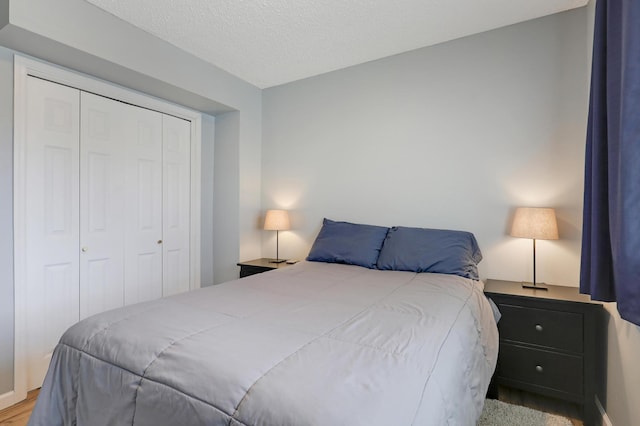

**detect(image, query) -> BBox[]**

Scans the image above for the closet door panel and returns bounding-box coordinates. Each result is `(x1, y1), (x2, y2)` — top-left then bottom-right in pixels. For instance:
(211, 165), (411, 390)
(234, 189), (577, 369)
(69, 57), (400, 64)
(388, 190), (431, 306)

(162, 115), (191, 296)
(24, 77), (80, 390)
(123, 104), (163, 305)
(79, 92), (126, 319)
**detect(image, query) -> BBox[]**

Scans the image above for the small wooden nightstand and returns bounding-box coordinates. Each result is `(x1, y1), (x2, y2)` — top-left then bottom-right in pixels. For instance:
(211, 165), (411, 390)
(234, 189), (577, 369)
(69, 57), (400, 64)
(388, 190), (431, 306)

(484, 279), (606, 426)
(237, 258), (294, 278)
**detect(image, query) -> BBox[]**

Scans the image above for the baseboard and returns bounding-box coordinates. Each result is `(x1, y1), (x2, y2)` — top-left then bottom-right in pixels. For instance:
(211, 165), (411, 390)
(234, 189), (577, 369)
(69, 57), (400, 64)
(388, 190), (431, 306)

(0, 390), (20, 411)
(596, 396), (613, 426)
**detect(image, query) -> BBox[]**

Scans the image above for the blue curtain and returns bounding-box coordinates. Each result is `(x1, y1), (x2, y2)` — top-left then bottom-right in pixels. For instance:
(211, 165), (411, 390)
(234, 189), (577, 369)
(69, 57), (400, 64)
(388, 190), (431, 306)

(580, 0), (640, 326)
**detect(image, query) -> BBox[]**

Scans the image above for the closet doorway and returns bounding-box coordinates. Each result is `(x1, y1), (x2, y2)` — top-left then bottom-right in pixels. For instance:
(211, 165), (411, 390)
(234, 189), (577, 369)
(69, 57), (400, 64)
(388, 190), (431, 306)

(14, 56), (202, 396)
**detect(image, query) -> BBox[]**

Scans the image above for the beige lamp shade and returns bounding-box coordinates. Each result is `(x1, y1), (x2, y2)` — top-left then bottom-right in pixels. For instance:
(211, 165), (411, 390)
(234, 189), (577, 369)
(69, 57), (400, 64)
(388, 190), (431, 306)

(264, 209), (290, 231)
(510, 207), (559, 240)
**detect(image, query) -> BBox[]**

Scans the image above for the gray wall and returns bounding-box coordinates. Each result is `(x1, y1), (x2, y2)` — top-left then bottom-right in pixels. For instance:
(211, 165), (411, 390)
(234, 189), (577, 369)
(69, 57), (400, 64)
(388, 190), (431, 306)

(605, 305), (640, 425)
(200, 114), (216, 286)
(262, 3), (640, 424)
(262, 8), (591, 286)
(0, 0), (263, 397)
(213, 112), (241, 283)
(0, 46), (14, 395)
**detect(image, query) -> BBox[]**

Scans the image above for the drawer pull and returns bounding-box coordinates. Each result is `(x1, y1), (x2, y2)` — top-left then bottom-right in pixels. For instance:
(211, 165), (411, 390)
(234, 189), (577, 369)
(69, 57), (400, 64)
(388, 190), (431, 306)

(535, 324), (543, 332)
(535, 365), (544, 373)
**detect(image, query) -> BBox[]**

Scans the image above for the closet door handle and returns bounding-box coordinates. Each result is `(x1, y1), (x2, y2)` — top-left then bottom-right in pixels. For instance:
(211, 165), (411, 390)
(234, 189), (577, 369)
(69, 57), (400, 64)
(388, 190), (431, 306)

(81, 247), (88, 253)
(157, 240), (163, 244)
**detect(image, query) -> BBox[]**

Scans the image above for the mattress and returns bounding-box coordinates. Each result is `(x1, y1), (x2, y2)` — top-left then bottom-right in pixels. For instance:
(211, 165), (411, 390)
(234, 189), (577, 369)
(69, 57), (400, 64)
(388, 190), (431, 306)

(29, 261), (498, 426)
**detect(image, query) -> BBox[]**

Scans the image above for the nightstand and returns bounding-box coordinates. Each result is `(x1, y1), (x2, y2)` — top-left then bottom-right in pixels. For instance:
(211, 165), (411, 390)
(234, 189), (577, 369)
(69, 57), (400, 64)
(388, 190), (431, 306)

(484, 279), (606, 426)
(237, 258), (294, 278)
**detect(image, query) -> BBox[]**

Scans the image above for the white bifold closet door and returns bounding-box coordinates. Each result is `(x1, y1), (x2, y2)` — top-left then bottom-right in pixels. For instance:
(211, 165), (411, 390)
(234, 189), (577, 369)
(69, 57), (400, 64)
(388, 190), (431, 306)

(24, 76), (192, 389)
(24, 77), (81, 391)
(162, 114), (191, 297)
(123, 100), (165, 306)
(80, 92), (165, 318)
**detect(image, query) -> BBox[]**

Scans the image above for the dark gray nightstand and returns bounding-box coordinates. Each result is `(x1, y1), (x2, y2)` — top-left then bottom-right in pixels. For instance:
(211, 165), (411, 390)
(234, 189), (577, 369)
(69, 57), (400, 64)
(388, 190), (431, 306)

(484, 279), (606, 426)
(237, 258), (294, 278)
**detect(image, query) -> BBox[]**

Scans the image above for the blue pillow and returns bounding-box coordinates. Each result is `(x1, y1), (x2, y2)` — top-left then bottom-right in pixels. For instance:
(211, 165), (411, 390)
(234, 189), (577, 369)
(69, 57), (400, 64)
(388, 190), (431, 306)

(376, 226), (482, 280)
(307, 219), (389, 269)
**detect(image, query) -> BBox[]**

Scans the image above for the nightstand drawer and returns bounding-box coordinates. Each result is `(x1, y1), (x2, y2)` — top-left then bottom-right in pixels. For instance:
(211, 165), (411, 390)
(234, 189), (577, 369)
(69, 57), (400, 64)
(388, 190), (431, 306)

(497, 343), (583, 396)
(498, 304), (583, 353)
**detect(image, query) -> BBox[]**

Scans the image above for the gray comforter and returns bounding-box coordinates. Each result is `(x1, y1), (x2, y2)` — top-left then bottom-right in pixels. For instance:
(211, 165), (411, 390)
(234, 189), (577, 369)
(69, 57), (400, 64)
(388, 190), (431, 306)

(29, 261), (498, 426)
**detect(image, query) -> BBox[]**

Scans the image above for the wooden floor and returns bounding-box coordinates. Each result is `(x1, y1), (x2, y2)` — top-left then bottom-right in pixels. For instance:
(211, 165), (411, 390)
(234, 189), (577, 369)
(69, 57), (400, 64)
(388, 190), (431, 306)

(0, 390), (39, 426)
(0, 387), (584, 426)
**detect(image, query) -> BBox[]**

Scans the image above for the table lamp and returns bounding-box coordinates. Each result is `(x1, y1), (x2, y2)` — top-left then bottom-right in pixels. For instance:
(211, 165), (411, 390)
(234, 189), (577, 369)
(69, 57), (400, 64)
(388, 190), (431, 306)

(510, 207), (559, 290)
(264, 209), (290, 263)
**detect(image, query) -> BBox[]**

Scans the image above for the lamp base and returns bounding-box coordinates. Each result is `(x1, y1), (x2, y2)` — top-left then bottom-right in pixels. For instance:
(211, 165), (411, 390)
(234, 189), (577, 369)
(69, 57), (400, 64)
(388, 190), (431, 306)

(269, 259), (287, 264)
(522, 282), (549, 291)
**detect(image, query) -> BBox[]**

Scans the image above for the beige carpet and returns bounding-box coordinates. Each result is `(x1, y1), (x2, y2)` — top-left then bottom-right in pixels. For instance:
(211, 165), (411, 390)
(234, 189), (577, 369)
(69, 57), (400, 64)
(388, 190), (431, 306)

(479, 399), (573, 426)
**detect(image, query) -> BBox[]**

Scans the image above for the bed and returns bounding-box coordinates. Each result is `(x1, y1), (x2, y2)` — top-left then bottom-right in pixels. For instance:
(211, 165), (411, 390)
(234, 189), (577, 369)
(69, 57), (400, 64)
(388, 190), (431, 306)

(29, 221), (499, 426)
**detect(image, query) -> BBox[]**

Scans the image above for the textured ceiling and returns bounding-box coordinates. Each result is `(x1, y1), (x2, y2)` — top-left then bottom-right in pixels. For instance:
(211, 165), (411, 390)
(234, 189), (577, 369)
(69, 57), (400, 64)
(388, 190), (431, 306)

(84, 0), (588, 89)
